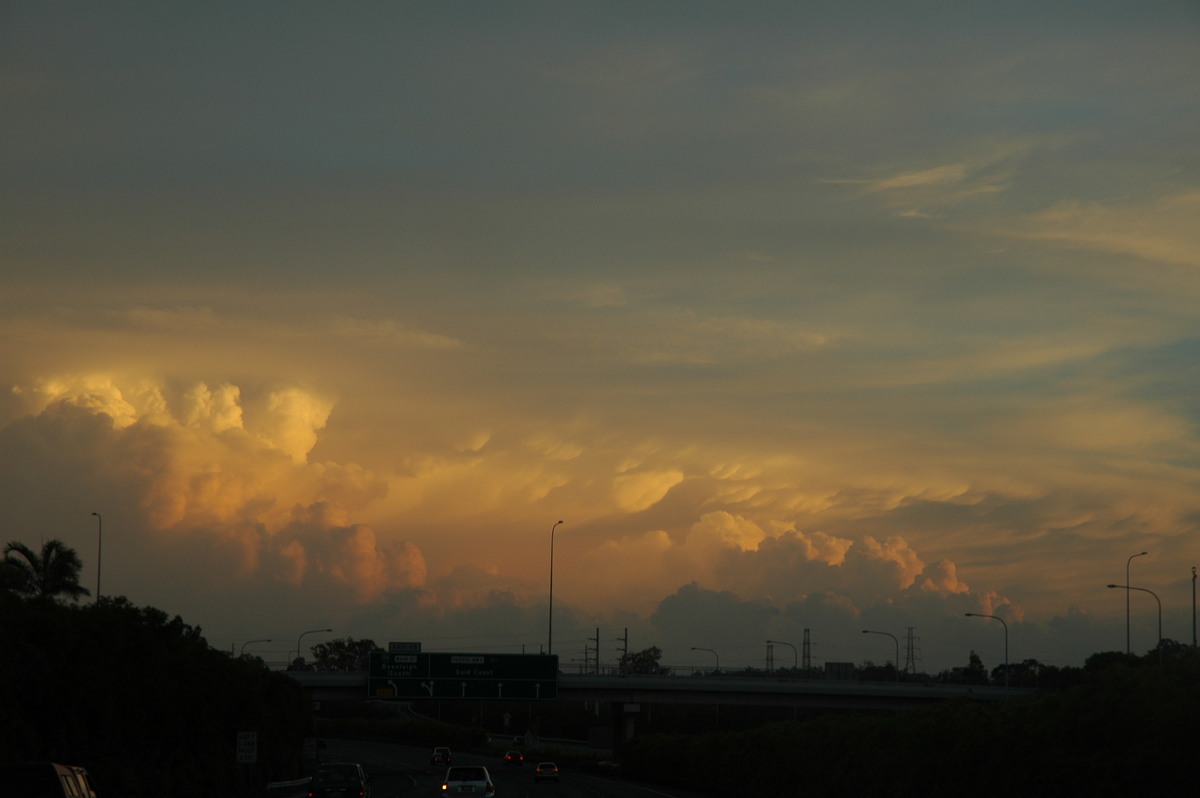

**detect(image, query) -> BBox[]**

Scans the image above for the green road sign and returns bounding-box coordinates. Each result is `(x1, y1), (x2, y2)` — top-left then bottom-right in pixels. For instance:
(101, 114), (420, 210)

(368, 652), (558, 700)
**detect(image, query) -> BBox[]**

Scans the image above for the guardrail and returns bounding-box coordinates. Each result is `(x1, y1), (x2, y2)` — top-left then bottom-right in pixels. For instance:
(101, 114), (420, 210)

(265, 776), (309, 798)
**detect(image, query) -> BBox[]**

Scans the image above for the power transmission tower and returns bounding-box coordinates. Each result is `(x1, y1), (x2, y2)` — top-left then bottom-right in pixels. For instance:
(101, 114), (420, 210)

(766, 642), (774, 673)
(802, 628), (812, 670)
(904, 627), (922, 674)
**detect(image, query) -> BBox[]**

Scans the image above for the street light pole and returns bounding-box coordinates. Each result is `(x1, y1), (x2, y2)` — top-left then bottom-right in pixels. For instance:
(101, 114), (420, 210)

(90, 512), (102, 601)
(861, 630), (900, 680)
(548, 520), (563, 655)
(1125, 551), (1148, 654)
(691, 646), (719, 674)
(294, 628), (333, 667)
(1108, 584), (1161, 650)
(964, 613), (1008, 690)
(240, 639), (272, 656)
(766, 639), (798, 670)
(1192, 566), (1197, 649)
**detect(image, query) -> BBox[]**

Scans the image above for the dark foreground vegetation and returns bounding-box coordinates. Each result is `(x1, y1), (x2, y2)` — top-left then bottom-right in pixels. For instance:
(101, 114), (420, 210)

(0, 592), (313, 798)
(5, 539), (1198, 796)
(621, 647), (1200, 796)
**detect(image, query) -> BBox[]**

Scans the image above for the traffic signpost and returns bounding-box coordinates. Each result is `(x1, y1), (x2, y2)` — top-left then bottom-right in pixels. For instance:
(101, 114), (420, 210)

(368, 652), (558, 700)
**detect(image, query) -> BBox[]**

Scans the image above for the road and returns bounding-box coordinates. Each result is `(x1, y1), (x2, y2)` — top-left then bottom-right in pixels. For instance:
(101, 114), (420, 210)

(318, 738), (714, 798)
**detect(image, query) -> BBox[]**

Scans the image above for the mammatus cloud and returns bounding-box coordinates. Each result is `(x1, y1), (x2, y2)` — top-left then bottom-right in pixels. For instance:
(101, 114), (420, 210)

(613, 468), (685, 513)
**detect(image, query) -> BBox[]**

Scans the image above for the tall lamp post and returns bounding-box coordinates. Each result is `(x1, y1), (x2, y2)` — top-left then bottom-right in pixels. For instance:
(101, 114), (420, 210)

(861, 630), (900, 680)
(1108, 584), (1161, 650)
(240, 639), (272, 656)
(90, 512), (102, 601)
(691, 646), (719, 674)
(766, 639), (798, 670)
(964, 613), (1008, 690)
(294, 628), (333, 666)
(547, 520), (563, 655)
(1192, 566), (1197, 649)
(1125, 551), (1148, 654)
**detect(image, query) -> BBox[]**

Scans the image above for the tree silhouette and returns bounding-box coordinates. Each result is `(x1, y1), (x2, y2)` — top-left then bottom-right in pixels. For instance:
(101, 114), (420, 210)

(2, 539), (91, 603)
(309, 637), (381, 671)
(619, 645), (670, 675)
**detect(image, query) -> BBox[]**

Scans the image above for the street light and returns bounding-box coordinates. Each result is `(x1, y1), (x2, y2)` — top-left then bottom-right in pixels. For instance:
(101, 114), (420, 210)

(766, 639), (798, 670)
(861, 630), (900, 680)
(1125, 551), (1148, 654)
(240, 639), (272, 656)
(691, 646), (719, 673)
(1108, 584), (1161, 650)
(548, 520), (563, 655)
(294, 628), (333, 666)
(964, 613), (1008, 690)
(90, 512), (102, 601)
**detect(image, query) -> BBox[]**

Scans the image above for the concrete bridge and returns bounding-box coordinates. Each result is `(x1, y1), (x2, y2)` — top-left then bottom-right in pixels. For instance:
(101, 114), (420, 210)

(288, 670), (1028, 710)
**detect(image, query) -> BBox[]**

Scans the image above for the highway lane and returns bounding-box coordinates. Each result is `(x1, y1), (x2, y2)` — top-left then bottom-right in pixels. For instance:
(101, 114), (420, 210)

(318, 738), (714, 798)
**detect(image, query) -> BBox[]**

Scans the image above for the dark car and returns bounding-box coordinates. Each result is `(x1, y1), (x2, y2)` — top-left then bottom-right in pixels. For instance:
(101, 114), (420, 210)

(0, 762), (96, 797)
(534, 761), (559, 782)
(503, 750), (523, 767)
(307, 761), (371, 798)
(430, 747), (452, 766)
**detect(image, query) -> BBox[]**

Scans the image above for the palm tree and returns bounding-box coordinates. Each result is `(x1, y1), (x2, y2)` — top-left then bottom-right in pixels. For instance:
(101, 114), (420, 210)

(2, 539), (91, 603)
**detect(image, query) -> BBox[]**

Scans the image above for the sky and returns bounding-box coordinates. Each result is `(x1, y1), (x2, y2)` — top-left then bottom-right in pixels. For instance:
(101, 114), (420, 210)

(2, 1), (1199, 676)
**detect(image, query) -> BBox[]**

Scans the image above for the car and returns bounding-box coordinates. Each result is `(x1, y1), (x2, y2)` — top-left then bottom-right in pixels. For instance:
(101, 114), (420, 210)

(503, 750), (523, 767)
(534, 761), (559, 782)
(430, 747), (452, 766)
(441, 765), (495, 795)
(306, 761), (371, 798)
(0, 762), (97, 797)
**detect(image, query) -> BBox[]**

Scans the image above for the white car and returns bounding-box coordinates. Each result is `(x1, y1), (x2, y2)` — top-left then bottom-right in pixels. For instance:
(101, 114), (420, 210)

(441, 765), (495, 795)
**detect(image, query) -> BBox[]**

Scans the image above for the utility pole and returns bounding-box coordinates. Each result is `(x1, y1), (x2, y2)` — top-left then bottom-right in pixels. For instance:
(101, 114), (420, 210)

(766, 641), (774, 673)
(616, 627), (629, 672)
(802, 628), (812, 670)
(590, 627), (601, 674)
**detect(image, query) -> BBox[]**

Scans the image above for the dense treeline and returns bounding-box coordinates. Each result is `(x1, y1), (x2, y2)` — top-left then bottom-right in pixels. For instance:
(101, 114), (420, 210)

(622, 648), (1200, 796)
(0, 592), (313, 797)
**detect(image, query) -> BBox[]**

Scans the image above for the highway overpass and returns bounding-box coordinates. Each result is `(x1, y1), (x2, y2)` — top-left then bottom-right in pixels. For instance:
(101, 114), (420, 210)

(288, 670), (1029, 710)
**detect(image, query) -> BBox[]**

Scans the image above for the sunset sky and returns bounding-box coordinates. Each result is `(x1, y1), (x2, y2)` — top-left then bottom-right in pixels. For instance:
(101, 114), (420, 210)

(3, 1), (1199, 675)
